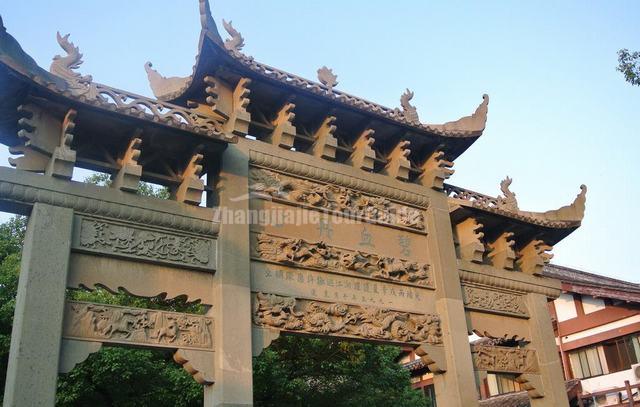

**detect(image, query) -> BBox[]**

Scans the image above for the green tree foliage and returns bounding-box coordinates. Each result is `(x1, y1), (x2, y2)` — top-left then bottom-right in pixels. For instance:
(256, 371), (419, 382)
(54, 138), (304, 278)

(254, 335), (428, 407)
(0, 174), (427, 406)
(617, 48), (640, 86)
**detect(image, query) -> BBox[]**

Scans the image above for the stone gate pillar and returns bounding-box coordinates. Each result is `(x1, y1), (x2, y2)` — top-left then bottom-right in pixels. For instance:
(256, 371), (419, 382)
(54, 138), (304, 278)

(526, 293), (569, 407)
(3, 203), (74, 407)
(206, 145), (254, 407)
(427, 195), (479, 407)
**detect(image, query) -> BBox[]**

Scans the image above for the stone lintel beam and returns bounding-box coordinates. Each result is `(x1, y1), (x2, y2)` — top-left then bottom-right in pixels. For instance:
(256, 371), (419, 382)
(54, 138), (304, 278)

(487, 231), (516, 270)
(223, 77), (251, 137)
(267, 102), (296, 149)
(345, 128), (376, 171)
(517, 239), (553, 276)
(418, 150), (454, 190)
(111, 132), (143, 192)
(308, 115), (338, 160)
(173, 153), (205, 205)
(454, 217), (485, 263)
(382, 140), (411, 181)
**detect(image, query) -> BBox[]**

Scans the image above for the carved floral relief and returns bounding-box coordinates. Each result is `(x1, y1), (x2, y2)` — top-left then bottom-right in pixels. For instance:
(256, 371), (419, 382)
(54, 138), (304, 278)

(78, 219), (212, 267)
(471, 345), (538, 374)
(249, 168), (425, 231)
(64, 301), (213, 350)
(254, 233), (432, 287)
(462, 286), (528, 317)
(253, 292), (442, 345)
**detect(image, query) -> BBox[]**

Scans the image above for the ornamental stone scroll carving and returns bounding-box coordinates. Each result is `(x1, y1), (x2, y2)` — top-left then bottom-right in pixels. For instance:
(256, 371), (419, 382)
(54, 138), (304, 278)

(462, 286), (528, 317)
(471, 345), (539, 374)
(74, 218), (216, 271)
(63, 301), (214, 351)
(252, 292), (442, 345)
(253, 233), (432, 288)
(249, 168), (425, 231)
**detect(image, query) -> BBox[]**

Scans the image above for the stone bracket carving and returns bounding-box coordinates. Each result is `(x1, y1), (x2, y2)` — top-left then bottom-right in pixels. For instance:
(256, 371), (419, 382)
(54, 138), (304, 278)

(382, 140), (411, 181)
(253, 292), (442, 345)
(415, 343), (447, 373)
(254, 232), (432, 288)
(9, 104), (77, 176)
(517, 239), (553, 275)
(418, 150), (454, 190)
(309, 116), (338, 160)
(63, 301), (214, 351)
(455, 217), (485, 263)
(45, 108), (77, 179)
(174, 348), (215, 385)
(252, 326), (281, 357)
(268, 102), (297, 149)
(73, 217), (216, 271)
(462, 285), (528, 317)
(471, 345), (539, 374)
(487, 232), (516, 270)
(248, 150), (431, 208)
(249, 168), (426, 231)
(516, 373), (544, 398)
(173, 153), (205, 205)
(223, 77), (251, 136)
(112, 133), (142, 192)
(346, 129), (376, 171)
(59, 338), (103, 374)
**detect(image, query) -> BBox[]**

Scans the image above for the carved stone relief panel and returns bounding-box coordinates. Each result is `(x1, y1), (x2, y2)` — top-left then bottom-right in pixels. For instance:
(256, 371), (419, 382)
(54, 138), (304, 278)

(462, 285), (528, 318)
(72, 217), (216, 271)
(251, 262), (435, 314)
(63, 301), (214, 351)
(252, 292), (442, 345)
(471, 345), (539, 374)
(249, 168), (426, 232)
(252, 232), (432, 288)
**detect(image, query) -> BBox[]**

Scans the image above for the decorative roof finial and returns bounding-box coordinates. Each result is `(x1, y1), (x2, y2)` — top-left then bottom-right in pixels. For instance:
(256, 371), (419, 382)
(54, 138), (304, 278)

(222, 19), (244, 52)
(49, 32), (98, 99)
(497, 176), (518, 211)
(317, 66), (338, 91)
(400, 89), (419, 124)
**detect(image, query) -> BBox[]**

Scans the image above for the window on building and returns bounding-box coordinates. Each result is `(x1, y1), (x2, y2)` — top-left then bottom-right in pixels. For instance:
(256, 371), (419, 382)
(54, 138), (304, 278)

(602, 334), (640, 374)
(486, 373), (522, 396)
(568, 346), (603, 379)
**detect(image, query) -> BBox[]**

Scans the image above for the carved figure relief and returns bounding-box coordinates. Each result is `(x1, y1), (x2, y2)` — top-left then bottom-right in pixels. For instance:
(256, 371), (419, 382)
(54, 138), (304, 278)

(253, 293), (442, 345)
(254, 233), (432, 287)
(64, 301), (213, 350)
(462, 286), (528, 317)
(400, 89), (419, 124)
(249, 168), (425, 231)
(50, 32), (98, 99)
(78, 219), (212, 267)
(471, 345), (538, 374)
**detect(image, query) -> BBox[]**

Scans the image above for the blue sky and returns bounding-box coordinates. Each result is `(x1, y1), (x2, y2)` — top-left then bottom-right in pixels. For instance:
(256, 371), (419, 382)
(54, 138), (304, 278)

(1, 1), (639, 281)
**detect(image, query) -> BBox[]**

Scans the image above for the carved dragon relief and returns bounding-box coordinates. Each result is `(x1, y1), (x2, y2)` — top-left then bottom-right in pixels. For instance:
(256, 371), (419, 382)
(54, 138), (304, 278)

(253, 292), (442, 345)
(400, 89), (419, 124)
(50, 32), (99, 99)
(249, 168), (425, 231)
(63, 301), (213, 351)
(222, 19), (245, 53)
(254, 233), (432, 287)
(462, 286), (528, 317)
(77, 218), (213, 269)
(471, 345), (539, 374)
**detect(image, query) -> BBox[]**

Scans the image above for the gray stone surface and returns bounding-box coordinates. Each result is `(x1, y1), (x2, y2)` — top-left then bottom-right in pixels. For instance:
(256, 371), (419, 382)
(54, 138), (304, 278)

(3, 203), (73, 407)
